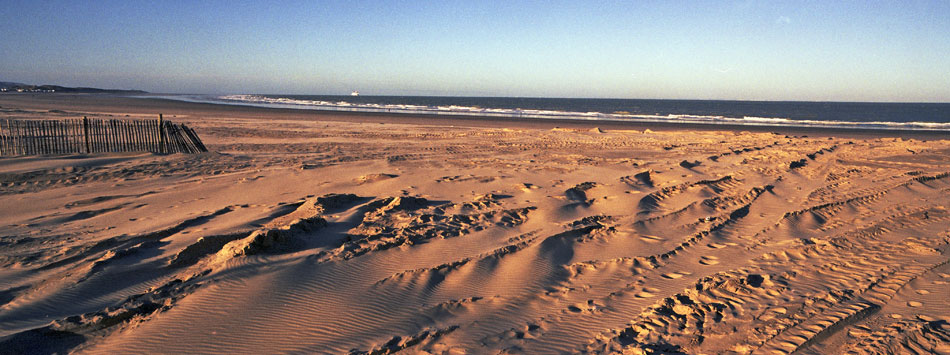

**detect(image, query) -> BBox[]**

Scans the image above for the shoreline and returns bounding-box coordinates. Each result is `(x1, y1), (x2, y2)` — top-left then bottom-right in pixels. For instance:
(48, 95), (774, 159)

(0, 93), (947, 140)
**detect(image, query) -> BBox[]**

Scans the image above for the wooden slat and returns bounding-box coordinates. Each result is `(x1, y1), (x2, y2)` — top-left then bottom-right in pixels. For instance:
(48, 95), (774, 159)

(75, 119), (81, 153)
(13, 120), (26, 155)
(12, 120), (19, 155)
(68, 120), (74, 153)
(49, 120), (56, 154)
(57, 120), (64, 154)
(11, 120), (17, 155)
(82, 117), (90, 154)
(32, 120), (37, 154)
(177, 124), (189, 153)
(110, 120), (117, 152)
(125, 121), (132, 152)
(124, 120), (130, 152)
(159, 115), (167, 154)
(11, 119), (18, 155)
(164, 123), (175, 153)
(40, 120), (48, 154)
(33, 120), (39, 154)
(73, 119), (77, 153)
(68, 120), (73, 153)
(187, 126), (207, 152)
(26, 120), (34, 155)
(121, 120), (129, 152)
(21, 120), (27, 155)
(41, 120), (48, 154)
(16, 119), (22, 155)
(16, 120), (22, 155)
(145, 120), (153, 152)
(37, 120), (44, 154)
(138, 121), (144, 152)
(35, 120), (42, 154)
(175, 124), (186, 153)
(144, 120), (152, 152)
(122, 120), (130, 152)
(94, 119), (101, 153)
(52, 120), (59, 154)
(46, 120), (54, 154)
(0, 119), (7, 155)
(152, 119), (159, 152)
(135, 121), (144, 151)
(89, 119), (95, 153)
(107, 120), (112, 152)
(6, 119), (13, 155)
(97, 119), (104, 153)
(2, 119), (8, 155)
(23, 120), (30, 155)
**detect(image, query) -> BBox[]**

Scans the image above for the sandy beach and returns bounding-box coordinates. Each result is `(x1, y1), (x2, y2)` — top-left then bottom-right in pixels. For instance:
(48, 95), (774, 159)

(1, 94), (949, 354)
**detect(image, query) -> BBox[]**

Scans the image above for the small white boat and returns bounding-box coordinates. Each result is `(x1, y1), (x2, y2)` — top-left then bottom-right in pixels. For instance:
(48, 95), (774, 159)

(351, 91), (360, 96)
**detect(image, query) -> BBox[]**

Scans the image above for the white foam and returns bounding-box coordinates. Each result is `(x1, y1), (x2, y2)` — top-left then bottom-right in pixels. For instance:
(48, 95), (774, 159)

(156, 95), (950, 131)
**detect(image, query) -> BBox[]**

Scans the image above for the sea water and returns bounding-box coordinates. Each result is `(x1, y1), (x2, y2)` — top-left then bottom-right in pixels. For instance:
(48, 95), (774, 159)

(161, 94), (950, 131)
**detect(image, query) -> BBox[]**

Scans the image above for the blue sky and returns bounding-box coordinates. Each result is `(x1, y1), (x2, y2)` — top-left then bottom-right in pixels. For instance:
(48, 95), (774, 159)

(1, 1), (948, 101)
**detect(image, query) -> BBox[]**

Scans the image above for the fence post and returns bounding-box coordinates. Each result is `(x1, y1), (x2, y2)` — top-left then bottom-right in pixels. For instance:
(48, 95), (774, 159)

(0, 119), (6, 156)
(12, 120), (19, 155)
(158, 114), (167, 154)
(83, 116), (91, 154)
(26, 121), (34, 155)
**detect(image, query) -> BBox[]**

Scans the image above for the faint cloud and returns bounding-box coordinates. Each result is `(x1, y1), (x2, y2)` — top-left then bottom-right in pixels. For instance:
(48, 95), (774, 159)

(776, 16), (791, 24)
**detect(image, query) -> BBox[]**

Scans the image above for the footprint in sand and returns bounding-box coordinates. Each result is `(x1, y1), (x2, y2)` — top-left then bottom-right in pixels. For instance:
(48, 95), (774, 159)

(518, 183), (539, 192)
(640, 235), (665, 243)
(699, 256), (719, 265)
(707, 242), (727, 249)
(672, 305), (692, 315)
(907, 301), (922, 307)
(661, 271), (691, 279)
(769, 307), (787, 314)
(916, 289), (930, 295)
(635, 287), (660, 298)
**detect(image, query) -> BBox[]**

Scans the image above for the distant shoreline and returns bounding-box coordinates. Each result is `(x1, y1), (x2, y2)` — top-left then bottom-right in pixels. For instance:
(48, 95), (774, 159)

(0, 93), (946, 140)
(0, 82), (146, 94)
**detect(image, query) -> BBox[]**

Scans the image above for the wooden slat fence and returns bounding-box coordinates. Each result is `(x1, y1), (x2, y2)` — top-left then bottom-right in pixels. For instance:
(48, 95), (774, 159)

(0, 115), (207, 156)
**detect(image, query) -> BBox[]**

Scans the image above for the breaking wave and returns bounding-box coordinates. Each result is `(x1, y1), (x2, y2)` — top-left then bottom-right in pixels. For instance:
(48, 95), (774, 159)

(160, 94), (950, 131)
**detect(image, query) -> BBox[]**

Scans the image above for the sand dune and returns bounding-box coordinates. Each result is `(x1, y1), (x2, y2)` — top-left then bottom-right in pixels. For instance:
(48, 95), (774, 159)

(1, 96), (949, 354)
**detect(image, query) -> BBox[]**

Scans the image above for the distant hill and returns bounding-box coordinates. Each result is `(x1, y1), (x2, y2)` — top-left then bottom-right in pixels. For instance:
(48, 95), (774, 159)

(0, 81), (146, 94)
(0, 82), (27, 89)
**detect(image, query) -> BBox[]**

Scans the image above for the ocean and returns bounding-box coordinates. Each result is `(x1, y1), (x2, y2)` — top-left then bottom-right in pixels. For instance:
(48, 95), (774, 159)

(162, 94), (950, 131)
